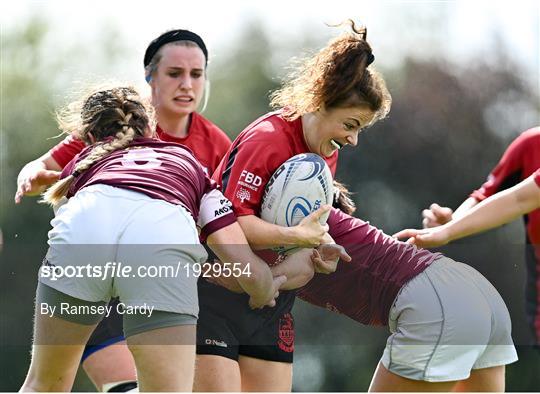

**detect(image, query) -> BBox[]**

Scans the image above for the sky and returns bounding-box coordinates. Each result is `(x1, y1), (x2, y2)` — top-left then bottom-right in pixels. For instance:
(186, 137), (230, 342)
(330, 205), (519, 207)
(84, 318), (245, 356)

(1, 1), (538, 64)
(1, 1), (539, 103)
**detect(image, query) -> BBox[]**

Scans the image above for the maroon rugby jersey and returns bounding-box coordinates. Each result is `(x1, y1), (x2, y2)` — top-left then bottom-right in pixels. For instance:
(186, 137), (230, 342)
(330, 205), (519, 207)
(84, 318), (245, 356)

(298, 208), (439, 326)
(469, 126), (540, 345)
(212, 111), (338, 217)
(50, 112), (231, 175)
(61, 138), (235, 237)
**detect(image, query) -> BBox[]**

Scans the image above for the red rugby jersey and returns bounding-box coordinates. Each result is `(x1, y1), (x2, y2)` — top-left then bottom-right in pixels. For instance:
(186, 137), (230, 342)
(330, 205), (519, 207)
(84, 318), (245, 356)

(212, 111), (338, 216)
(469, 128), (540, 247)
(50, 112), (231, 175)
(61, 138), (235, 237)
(535, 169), (540, 187)
(470, 126), (540, 345)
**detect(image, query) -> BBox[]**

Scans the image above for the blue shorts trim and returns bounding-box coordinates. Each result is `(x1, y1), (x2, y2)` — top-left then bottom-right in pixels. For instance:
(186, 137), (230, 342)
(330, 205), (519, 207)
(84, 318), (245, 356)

(81, 335), (125, 362)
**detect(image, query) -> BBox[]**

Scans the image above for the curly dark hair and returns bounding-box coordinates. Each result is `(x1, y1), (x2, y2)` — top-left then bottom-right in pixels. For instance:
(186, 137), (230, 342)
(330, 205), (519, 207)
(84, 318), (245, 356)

(270, 20), (391, 123)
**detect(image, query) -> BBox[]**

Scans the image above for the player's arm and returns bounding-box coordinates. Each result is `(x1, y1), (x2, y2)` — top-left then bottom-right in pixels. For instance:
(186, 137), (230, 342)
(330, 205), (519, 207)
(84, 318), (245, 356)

(236, 205), (331, 250)
(270, 241), (352, 290)
(210, 242), (351, 292)
(198, 188), (285, 308)
(206, 222), (285, 309)
(423, 132), (533, 228)
(15, 135), (86, 203)
(421, 198), (479, 228)
(15, 153), (62, 203)
(395, 174), (540, 248)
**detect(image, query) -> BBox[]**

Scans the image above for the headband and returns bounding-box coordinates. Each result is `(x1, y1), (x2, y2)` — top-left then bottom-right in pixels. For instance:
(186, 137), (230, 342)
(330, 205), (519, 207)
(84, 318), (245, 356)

(143, 29), (208, 68)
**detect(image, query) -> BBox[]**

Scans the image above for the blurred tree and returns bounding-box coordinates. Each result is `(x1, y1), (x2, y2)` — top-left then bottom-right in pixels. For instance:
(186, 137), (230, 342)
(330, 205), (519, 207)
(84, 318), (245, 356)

(1, 13), (539, 393)
(204, 20), (280, 138)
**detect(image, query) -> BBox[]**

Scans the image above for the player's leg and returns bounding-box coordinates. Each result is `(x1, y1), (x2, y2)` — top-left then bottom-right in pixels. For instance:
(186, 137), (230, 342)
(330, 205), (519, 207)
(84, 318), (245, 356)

(81, 300), (137, 392)
(20, 283), (102, 392)
(193, 355), (242, 391)
(237, 310), (295, 391)
(126, 323), (196, 391)
(238, 356), (292, 392)
(193, 288), (242, 392)
(82, 340), (137, 392)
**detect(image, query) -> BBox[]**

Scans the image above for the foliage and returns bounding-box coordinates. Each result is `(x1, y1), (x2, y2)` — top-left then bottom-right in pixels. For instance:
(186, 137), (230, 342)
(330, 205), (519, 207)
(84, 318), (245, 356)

(1, 15), (539, 392)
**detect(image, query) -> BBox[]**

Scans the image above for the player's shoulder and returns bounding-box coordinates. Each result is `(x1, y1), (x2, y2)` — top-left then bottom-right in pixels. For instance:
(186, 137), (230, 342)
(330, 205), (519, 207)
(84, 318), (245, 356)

(240, 111), (300, 145)
(191, 112), (230, 142)
(514, 126), (540, 145)
(129, 137), (195, 157)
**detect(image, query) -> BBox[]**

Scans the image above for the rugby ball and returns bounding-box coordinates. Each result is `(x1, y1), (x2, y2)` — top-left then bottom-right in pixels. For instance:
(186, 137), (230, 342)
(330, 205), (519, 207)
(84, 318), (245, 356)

(261, 153), (333, 228)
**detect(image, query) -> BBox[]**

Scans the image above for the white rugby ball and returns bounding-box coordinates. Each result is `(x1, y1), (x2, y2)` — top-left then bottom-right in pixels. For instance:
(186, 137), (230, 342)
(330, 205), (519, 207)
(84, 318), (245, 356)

(261, 153), (333, 227)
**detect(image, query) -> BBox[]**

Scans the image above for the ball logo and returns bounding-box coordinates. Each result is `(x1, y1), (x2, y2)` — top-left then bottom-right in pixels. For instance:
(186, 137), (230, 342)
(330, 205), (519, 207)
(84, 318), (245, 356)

(298, 161), (324, 181)
(285, 197), (312, 226)
(260, 152), (333, 230)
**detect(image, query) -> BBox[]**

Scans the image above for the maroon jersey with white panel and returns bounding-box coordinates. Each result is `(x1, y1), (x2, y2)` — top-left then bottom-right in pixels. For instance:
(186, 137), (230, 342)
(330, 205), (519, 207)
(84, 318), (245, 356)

(61, 138), (235, 237)
(50, 112), (231, 175)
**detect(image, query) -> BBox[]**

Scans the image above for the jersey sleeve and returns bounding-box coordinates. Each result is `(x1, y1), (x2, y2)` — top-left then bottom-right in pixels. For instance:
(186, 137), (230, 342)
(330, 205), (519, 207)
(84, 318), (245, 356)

(197, 189), (237, 238)
(470, 132), (530, 201)
(50, 135), (87, 169)
(217, 139), (289, 217)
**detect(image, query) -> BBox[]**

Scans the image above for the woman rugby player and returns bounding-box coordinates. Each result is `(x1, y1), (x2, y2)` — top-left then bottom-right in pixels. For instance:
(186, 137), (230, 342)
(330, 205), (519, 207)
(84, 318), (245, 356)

(14, 29), (232, 392)
(201, 21), (518, 392)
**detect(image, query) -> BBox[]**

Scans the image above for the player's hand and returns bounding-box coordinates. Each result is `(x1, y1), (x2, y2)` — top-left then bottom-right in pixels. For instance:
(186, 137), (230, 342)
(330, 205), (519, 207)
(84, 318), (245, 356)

(294, 205), (331, 247)
(311, 244), (351, 274)
(15, 169), (60, 203)
(393, 226), (451, 249)
(422, 203), (453, 228)
(249, 275), (287, 309)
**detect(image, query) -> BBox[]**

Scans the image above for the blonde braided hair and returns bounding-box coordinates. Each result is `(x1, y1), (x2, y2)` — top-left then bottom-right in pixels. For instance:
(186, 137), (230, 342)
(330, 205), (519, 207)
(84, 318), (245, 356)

(43, 86), (152, 205)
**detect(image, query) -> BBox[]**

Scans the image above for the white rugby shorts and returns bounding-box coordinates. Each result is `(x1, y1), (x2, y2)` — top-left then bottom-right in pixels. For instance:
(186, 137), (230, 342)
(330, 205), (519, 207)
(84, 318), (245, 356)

(40, 184), (207, 317)
(381, 256), (518, 382)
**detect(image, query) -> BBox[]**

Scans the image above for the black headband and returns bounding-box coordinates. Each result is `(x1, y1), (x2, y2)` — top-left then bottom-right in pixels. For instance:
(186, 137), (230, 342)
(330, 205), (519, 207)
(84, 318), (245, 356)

(143, 29), (208, 68)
